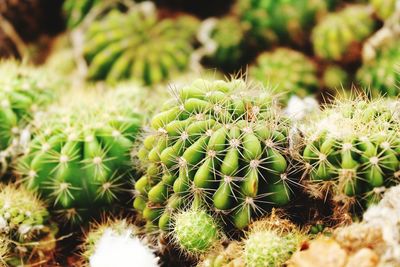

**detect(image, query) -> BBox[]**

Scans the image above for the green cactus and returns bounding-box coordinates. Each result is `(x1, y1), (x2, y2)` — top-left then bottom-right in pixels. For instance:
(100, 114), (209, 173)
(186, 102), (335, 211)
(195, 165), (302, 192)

(370, 0), (397, 20)
(311, 5), (376, 61)
(238, 0), (327, 46)
(250, 48), (319, 99)
(301, 98), (400, 210)
(0, 184), (57, 266)
(173, 208), (219, 254)
(17, 88), (143, 224)
(357, 41), (400, 97)
(83, 8), (199, 85)
(63, 0), (102, 28)
(322, 65), (350, 92)
(0, 61), (56, 178)
(134, 79), (299, 232)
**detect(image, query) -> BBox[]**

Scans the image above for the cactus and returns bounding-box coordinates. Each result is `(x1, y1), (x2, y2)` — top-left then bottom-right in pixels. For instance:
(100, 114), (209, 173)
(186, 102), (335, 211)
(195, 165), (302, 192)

(250, 48), (319, 100)
(357, 41), (400, 97)
(63, 0), (102, 28)
(0, 184), (57, 266)
(237, 0), (327, 46)
(173, 208), (220, 255)
(0, 61), (56, 178)
(200, 17), (246, 71)
(198, 241), (243, 267)
(370, 0), (397, 20)
(322, 65), (350, 92)
(134, 78), (300, 232)
(301, 98), (400, 211)
(82, 219), (159, 267)
(83, 6), (199, 85)
(311, 5), (376, 62)
(17, 87), (143, 224)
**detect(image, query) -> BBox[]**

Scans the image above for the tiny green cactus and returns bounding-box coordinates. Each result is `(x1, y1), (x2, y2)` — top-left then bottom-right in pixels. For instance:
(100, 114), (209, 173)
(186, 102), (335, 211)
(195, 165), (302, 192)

(357, 41), (400, 97)
(83, 7), (199, 85)
(63, 0), (102, 28)
(238, 0), (327, 46)
(301, 98), (400, 210)
(173, 208), (219, 254)
(250, 48), (319, 100)
(0, 184), (57, 266)
(134, 78), (300, 231)
(370, 0), (397, 20)
(311, 5), (376, 61)
(17, 88), (143, 224)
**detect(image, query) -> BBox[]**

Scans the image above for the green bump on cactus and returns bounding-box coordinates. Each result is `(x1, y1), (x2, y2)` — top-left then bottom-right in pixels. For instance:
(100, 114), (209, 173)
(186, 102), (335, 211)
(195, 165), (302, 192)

(312, 5), (376, 61)
(63, 0), (102, 28)
(83, 8), (199, 85)
(134, 79), (299, 231)
(173, 208), (219, 254)
(0, 184), (57, 266)
(238, 0), (327, 46)
(18, 88), (143, 224)
(250, 48), (319, 99)
(370, 0), (397, 20)
(301, 98), (400, 209)
(357, 41), (400, 97)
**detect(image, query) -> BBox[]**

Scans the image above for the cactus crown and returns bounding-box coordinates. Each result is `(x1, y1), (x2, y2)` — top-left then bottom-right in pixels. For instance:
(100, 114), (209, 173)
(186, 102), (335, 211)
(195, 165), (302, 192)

(135, 78), (300, 233)
(83, 5), (199, 84)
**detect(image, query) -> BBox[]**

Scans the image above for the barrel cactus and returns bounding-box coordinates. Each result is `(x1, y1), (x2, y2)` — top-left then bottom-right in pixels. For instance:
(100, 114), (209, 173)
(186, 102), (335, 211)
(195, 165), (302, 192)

(0, 62), (56, 178)
(238, 0), (327, 46)
(83, 6), (199, 84)
(370, 0), (397, 20)
(0, 184), (57, 266)
(357, 41), (400, 97)
(311, 5), (376, 62)
(17, 88), (143, 224)
(301, 98), (400, 211)
(134, 78), (300, 232)
(250, 48), (319, 100)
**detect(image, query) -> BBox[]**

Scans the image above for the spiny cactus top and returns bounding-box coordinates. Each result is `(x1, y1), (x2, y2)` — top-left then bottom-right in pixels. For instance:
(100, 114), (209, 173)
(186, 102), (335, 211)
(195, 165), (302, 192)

(134, 79), (300, 231)
(357, 41), (400, 97)
(301, 99), (400, 209)
(311, 5), (376, 61)
(83, 8), (199, 85)
(0, 184), (56, 266)
(250, 48), (319, 100)
(370, 0), (397, 20)
(63, 0), (101, 28)
(17, 88), (143, 224)
(238, 0), (327, 46)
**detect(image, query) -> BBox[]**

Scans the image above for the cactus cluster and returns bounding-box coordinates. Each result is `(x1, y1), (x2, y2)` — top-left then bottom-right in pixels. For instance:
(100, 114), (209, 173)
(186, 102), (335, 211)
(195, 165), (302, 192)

(370, 0), (397, 20)
(357, 41), (400, 97)
(135, 78), (300, 232)
(301, 98), (400, 210)
(250, 48), (319, 100)
(17, 88), (143, 224)
(0, 184), (57, 266)
(311, 5), (376, 61)
(238, 0), (327, 46)
(83, 7), (199, 84)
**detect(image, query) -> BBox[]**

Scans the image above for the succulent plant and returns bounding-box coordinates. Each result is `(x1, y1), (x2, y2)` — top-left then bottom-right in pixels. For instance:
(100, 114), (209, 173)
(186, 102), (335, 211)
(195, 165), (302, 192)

(134, 78), (300, 232)
(357, 41), (400, 97)
(17, 88), (143, 224)
(322, 65), (350, 92)
(63, 0), (102, 29)
(250, 48), (319, 100)
(311, 5), (376, 62)
(0, 61), (56, 178)
(301, 98), (400, 211)
(0, 184), (57, 266)
(370, 0), (397, 20)
(83, 6), (199, 85)
(238, 0), (327, 46)
(82, 219), (159, 267)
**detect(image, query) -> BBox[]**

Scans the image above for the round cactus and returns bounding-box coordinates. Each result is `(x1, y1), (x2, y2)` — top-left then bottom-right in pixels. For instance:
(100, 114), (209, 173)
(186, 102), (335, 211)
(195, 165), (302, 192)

(357, 41), (400, 97)
(301, 98), (400, 210)
(83, 7), (199, 85)
(311, 5), (376, 61)
(0, 184), (57, 266)
(250, 48), (319, 100)
(370, 0), (397, 20)
(173, 208), (219, 254)
(134, 78), (300, 232)
(17, 88), (143, 224)
(238, 0), (327, 46)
